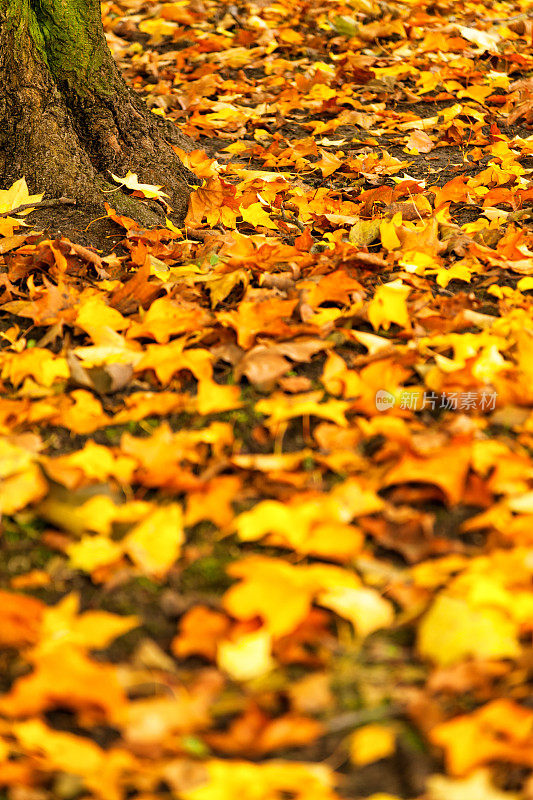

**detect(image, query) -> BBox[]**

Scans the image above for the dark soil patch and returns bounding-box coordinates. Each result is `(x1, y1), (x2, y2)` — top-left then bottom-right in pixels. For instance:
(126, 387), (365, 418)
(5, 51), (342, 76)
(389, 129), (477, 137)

(23, 205), (128, 254)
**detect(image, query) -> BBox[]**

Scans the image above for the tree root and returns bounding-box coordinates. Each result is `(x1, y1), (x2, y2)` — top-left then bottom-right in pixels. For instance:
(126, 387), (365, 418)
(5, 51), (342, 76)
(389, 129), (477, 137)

(0, 4), (198, 227)
(0, 197), (76, 219)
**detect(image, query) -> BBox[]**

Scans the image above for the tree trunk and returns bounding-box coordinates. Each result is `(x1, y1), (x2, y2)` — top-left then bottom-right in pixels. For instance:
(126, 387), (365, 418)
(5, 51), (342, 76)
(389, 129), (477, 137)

(0, 0), (199, 223)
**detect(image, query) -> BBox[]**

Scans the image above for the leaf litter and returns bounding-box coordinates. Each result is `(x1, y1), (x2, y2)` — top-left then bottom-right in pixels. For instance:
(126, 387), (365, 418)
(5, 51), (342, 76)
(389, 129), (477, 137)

(1, 0), (533, 798)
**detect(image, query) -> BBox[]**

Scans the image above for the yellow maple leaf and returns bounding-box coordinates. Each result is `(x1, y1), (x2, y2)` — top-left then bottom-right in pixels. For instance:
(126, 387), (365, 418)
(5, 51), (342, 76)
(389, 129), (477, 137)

(0, 440), (48, 514)
(235, 494), (366, 560)
(44, 441), (136, 489)
(317, 585), (394, 637)
(196, 380), (242, 416)
(350, 724), (396, 766)
(367, 280), (411, 331)
(0, 643), (126, 722)
(224, 557), (393, 640)
(322, 351), (364, 398)
(111, 170), (170, 201)
(240, 202), (278, 230)
(38, 494), (152, 537)
(223, 557), (315, 638)
(13, 718), (104, 774)
(67, 534), (124, 573)
(75, 293), (130, 334)
(256, 391), (349, 429)
(12, 717), (136, 800)
(217, 629), (275, 681)
(0, 177), (43, 236)
(1, 348), (69, 388)
(430, 699), (533, 775)
(35, 593), (138, 656)
(0, 438), (36, 479)
(418, 593), (520, 666)
(138, 18), (177, 42)
(205, 269), (250, 309)
(315, 149), (343, 177)
(379, 213), (403, 250)
(181, 760), (339, 800)
(123, 503), (184, 577)
(127, 295), (212, 343)
(47, 389), (109, 435)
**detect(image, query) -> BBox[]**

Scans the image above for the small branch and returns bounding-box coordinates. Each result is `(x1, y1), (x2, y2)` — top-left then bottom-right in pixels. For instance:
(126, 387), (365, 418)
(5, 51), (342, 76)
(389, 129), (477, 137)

(0, 197), (76, 220)
(185, 227), (211, 241)
(228, 5), (244, 27)
(486, 12), (530, 21)
(326, 704), (403, 734)
(272, 205), (306, 233)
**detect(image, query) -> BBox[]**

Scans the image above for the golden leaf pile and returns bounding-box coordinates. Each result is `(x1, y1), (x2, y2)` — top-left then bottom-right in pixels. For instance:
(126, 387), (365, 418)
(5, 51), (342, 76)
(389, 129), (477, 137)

(1, 0), (533, 798)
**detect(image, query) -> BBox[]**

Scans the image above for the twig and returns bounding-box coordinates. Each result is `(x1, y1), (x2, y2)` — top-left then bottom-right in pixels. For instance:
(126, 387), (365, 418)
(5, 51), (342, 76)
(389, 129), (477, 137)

(0, 197), (76, 219)
(486, 12), (530, 22)
(185, 227), (212, 241)
(272, 205), (306, 233)
(228, 4), (244, 27)
(326, 704), (403, 734)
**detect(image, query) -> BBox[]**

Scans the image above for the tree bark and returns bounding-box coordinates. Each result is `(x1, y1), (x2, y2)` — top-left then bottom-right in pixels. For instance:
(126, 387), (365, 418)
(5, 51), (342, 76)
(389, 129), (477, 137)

(0, 0), (199, 223)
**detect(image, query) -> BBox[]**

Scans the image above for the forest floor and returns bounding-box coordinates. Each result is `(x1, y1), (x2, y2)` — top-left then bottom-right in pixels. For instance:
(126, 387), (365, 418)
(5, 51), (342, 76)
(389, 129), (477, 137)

(1, 0), (533, 798)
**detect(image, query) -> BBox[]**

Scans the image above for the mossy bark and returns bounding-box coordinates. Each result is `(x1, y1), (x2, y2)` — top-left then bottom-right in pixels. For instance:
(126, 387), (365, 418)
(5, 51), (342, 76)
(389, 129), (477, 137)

(0, 0), (198, 223)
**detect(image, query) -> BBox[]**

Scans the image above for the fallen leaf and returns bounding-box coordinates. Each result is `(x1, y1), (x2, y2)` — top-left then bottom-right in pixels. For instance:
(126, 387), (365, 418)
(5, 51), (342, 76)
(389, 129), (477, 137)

(350, 724), (396, 766)
(406, 130), (434, 153)
(123, 504), (184, 577)
(111, 171), (170, 201)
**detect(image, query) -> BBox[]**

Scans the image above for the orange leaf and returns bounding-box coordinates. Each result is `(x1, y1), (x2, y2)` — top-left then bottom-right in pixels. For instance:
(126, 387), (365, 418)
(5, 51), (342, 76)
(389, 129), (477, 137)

(0, 645), (126, 724)
(430, 700), (533, 775)
(315, 149), (344, 177)
(0, 591), (44, 648)
(406, 130), (434, 153)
